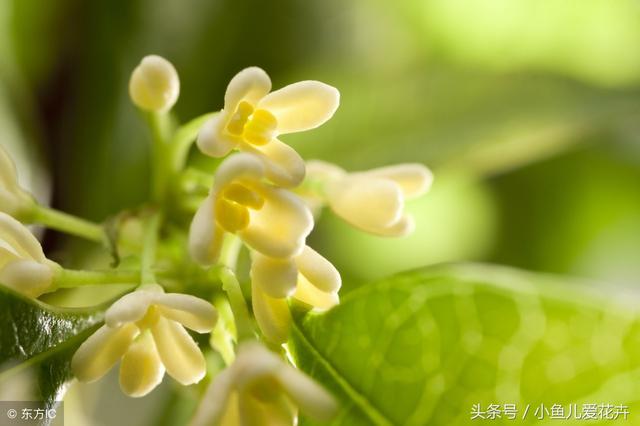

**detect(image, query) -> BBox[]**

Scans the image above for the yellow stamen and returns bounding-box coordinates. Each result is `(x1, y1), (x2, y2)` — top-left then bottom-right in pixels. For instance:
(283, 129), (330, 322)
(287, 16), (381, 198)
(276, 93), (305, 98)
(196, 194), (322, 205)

(227, 101), (254, 135)
(243, 109), (277, 146)
(216, 198), (250, 232)
(224, 183), (264, 210)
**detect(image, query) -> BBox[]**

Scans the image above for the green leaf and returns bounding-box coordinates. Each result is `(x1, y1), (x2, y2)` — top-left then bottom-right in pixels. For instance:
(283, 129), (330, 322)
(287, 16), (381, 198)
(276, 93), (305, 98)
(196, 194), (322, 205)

(290, 263), (640, 425)
(0, 286), (105, 411)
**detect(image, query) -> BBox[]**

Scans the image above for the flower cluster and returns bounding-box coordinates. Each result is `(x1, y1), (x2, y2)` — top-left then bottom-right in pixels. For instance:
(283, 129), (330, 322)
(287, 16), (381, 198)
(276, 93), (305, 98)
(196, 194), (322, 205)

(0, 54), (432, 426)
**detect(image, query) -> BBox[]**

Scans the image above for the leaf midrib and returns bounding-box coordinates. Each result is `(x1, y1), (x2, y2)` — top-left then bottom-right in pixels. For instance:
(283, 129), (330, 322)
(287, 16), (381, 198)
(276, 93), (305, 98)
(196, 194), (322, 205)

(292, 323), (394, 426)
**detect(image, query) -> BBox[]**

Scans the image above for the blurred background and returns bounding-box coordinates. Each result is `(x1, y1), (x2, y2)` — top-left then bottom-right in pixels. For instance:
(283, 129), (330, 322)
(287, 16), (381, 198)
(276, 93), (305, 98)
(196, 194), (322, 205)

(1, 0), (640, 424)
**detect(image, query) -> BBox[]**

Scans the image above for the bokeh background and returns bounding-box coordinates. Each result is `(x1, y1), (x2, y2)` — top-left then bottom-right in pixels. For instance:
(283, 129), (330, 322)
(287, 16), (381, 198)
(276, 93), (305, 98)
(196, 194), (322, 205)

(1, 0), (640, 424)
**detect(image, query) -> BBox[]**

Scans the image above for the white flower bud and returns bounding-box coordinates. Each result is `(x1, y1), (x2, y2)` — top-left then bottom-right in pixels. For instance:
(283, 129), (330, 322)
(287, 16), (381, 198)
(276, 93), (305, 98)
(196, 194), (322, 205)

(0, 212), (56, 298)
(0, 145), (34, 217)
(129, 55), (180, 112)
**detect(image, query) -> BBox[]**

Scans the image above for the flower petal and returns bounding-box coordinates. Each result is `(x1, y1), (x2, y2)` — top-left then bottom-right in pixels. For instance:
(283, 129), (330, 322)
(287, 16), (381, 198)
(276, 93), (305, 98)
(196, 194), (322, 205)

(326, 176), (403, 232)
(212, 153), (266, 194)
(294, 246), (341, 293)
(250, 252), (298, 298)
(189, 195), (225, 266)
(0, 259), (53, 298)
(275, 364), (337, 422)
(240, 186), (312, 259)
(196, 112), (238, 158)
(71, 323), (139, 383)
(241, 139), (305, 187)
(155, 293), (217, 333)
(0, 212), (46, 262)
(119, 331), (165, 397)
(251, 284), (291, 344)
(292, 275), (339, 310)
(305, 160), (345, 182)
(238, 392), (295, 426)
(151, 317), (206, 385)
(363, 163), (433, 199)
(0, 146), (19, 190)
(224, 67), (272, 112)
(105, 286), (163, 328)
(373, 214), (415, 237)
(257, 81), (339, 134)
(190, 369), (238, 426)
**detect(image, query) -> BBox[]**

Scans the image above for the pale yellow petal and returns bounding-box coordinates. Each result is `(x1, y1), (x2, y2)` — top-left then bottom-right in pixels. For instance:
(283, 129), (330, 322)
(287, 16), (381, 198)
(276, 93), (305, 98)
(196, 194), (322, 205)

(0, 146), (19, 190)
(238, 392), (295, 426)
(151, 317), (206, 385)
(305, 160), (345, 182)
(197, 112), (238, 158)
(71, 324), (139, 383)
(251, 284), (291, 344)
(372, 214), (415, 237)
(0, 212), (47, 262)
(189, 195), (225, 266)
(326, 176), (403, 232)
(190, 369), (237, 426)
(241, 138), (306, 187)
(294, 246), (341, 293)
(240, 186), (312, 259)
(212, 153), (266, 194)
(275, 365), (337, 421)
(155, 293), (217, 333)
(119, 332), (165, 397)
(257, 81), (339, 134)
(362, 163), (433, 199)
(105, 287), (162, 328)
(0, 259), (53, 298)
(292, 275), (339, 310)
(224, 67), (272, 112)
(129, 55), (179, 112)
(250, 252), (297, 298)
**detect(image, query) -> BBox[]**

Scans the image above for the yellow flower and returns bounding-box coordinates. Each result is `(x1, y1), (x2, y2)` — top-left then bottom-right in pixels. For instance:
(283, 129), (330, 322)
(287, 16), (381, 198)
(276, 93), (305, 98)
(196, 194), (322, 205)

(0, 212), (57, 298)
(196, 67), (340, 187)
(251, 246), (341, 344)
(189, 153), (313, 266)
(0, 145), (34, 217)
(129, 55), (180, 112)
(71, 285), (217, 397)
(303, 161), (433, 236)
(190, 342), (336, 426)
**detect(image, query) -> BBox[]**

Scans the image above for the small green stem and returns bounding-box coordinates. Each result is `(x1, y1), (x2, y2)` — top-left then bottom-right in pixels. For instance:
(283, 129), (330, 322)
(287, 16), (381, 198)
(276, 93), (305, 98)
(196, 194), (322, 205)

(217, 234), (255, 341)
(53, 268), (140, 289)
(169, 112), (217, 173)
(141, 212), (162, 286)
(26, 204), (104, 243)
(146, 111), (173, 203)
(219, 267), (254, 342)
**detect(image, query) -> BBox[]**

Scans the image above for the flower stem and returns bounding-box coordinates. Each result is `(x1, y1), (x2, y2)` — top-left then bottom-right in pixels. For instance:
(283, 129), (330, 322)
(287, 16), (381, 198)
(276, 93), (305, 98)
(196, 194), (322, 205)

(169, 112), (217, 173)
(217, 235), (255, 341)
(141, 212), (163, 286)
(53, 268), (140, 289)
(146, 111), (173, 204)
(27, 204), (104, 243)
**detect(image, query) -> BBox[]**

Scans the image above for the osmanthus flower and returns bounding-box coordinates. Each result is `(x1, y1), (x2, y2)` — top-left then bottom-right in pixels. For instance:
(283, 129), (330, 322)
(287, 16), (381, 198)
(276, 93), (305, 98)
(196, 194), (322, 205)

(189, 153), (313, 266)
(0, 145), (34, 217)
(71, 284), (217, 397)
(196, 67), (340, 187)
(251, 246), (341, 343)
(190, 342), (337, 426)
(129, 55), (180, 113)
(302, 160), (433, 237)
(0, 212), (58, 298)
